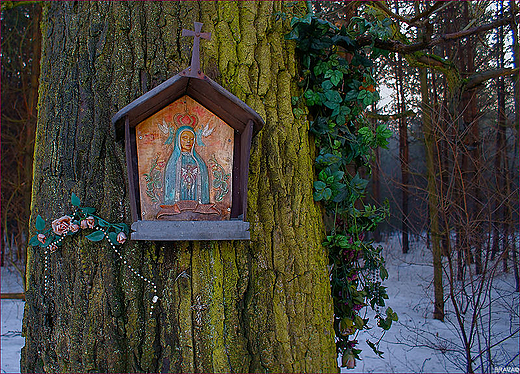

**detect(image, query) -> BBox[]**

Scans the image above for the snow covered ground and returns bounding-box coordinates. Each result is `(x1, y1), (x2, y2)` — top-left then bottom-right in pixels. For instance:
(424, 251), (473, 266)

(1, 265), (25, 374)
(1, 234), (518, 373)
(348, 234), (519, 373)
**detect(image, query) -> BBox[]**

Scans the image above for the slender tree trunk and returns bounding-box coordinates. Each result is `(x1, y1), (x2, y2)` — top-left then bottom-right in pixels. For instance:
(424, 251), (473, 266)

(420, 66), (444, 321)
(415, 1), (444, 320)
(509, 0), (520, 291)
(394, 0), (409, 254)
(459, 2), (483, 274)
(492, 2), (507, 270)
(21, 2), (337, 373)
(370, 103), (382, 243)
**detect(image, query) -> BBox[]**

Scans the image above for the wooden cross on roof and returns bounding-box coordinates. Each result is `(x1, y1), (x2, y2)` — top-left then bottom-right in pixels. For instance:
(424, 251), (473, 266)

(182, 22), (211, 76)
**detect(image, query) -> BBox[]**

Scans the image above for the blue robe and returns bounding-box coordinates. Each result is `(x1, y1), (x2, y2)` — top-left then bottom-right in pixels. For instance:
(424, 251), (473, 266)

(164, 126), (210, 204)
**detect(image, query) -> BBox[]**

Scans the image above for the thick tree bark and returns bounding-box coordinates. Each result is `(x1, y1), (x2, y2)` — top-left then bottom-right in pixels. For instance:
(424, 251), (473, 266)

(21, 2), (337, 373)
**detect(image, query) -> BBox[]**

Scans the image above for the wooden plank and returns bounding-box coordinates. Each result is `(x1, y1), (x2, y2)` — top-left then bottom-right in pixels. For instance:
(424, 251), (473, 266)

(125, 117), (139, 223)
(113, 73), (264, 140)
(130, 220), (250, 241)
(113, 74), (188, 134)
(231, 129), (242, 219)
(1, 293), (25, 300)
(240, 120), (254, 219)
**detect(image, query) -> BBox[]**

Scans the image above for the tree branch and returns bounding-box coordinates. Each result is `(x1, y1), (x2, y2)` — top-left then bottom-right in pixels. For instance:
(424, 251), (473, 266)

(371, 0), (453, 25)
(342, 16), (515, 55)
(365, 110), (416, 121)
(464, 68), (519, 90)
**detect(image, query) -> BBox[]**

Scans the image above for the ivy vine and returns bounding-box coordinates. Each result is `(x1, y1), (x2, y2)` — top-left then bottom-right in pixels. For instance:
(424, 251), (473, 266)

(286, 12), (397, 368)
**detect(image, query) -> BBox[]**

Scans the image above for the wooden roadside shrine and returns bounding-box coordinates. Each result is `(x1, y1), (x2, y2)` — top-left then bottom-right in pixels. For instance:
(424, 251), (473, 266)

(112, 22), (264, 241)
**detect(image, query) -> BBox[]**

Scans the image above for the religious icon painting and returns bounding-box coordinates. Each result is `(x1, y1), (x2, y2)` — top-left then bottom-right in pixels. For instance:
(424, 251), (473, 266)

(135, 95), (234, 221)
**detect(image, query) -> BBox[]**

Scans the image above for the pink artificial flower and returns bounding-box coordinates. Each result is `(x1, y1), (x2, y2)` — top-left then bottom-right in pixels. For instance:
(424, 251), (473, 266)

(81, 216), (95, 229)
(48, 243), (58, 253)
(117, 232), (127, 244)
(69, 223), (80, 233)
(51, 216), (72, 236)
(37, 234), (46, 244)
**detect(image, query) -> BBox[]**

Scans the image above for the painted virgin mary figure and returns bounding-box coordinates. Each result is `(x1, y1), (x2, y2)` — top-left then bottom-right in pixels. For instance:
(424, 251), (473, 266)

(163, 126), (210, 205)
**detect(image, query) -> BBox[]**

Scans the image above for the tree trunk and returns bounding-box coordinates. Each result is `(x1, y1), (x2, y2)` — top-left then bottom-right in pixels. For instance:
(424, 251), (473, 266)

(396, 54), (409, 254)
(420, 65), (444, 321)
(370, 102), (381, 243)
(416, 1), (444, 321)
(21, 2), (337, 373)
(509, 0), (520, 291)
(394, 0), (409, 254)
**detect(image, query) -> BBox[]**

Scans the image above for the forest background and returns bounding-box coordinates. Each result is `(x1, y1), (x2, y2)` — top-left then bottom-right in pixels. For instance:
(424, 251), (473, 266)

(1, 1), (518, 373)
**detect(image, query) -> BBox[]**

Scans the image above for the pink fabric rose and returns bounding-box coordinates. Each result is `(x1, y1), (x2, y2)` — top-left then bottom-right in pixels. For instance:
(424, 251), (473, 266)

(80, 216), (95, 229)
(37, 234), (46, 244)
(52, 215), (72, 235)
(48, 243), (58, 253)
(117, 232), (127, 244)
(69, 223), (80, 233)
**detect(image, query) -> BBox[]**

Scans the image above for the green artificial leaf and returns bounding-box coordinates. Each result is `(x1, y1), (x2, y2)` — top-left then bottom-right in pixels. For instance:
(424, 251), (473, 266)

(108, 232), (118, 245)
(71, 192), (81, 207)
(81, 207), (96, 215)
(86, 230), (105, 242)
(36, 215), (46, 232)
(97, 219), (109, 227)
(43, 235), (54, 247)
(29, 235), (40, 247)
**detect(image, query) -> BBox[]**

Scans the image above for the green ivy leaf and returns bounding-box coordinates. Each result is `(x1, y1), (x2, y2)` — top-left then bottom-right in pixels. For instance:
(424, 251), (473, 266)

(293, 107), (305, 118)
(314, 180), (326, 191)
(36, 215), (46, 232)
(86, 230), (105, 242)
(367, 340), (384, 357)
(321, 80), (334, 91)
(322, 188), (332, 200)
(325, 70), (343, 86)
(71, 193), (81, 207)
(386, 307), (398, 321)
(344, 90), (358, 102)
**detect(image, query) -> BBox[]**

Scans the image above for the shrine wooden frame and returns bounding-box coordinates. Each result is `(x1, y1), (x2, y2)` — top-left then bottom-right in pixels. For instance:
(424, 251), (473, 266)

(113, 68), (263, 241)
